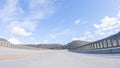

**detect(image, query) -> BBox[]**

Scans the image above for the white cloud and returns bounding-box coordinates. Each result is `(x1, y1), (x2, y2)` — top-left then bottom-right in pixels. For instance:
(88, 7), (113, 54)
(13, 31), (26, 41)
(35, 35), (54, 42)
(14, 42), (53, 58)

(12, 26), (32, 36)
(8, 38), (22, 44)
(0, 0), (60, 44)
(72, 32), (94, 41)
(7, 20), (37, 33)
(0, 36), (4, 38)
(41, 40), (49, 44)
(0, 0), (18, 20)
(84, 32), (94, 38)
(94, 16), (120, 36)
(117, 10), (120, 17)
(72, 37), (86, 41)
(25, 0), (56, 20)
(49, 35), (56, 39)
(0, 0), (57, 38)
(29, 0), (51, 9)
(30, 37), (34, 41)
(21, 20), (37, 31)
(94, 16), (119, 29)
(79, 36), (87, 41)
(0, 0), (56, 20)
(18, 7), (24, 14)
(35, 42), (40, 44)
(75, 19), (81, 24)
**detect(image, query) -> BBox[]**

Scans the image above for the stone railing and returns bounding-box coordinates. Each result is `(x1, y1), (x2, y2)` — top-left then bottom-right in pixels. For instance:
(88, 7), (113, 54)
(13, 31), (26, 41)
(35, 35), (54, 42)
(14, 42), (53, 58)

(0, 39), (42, 50)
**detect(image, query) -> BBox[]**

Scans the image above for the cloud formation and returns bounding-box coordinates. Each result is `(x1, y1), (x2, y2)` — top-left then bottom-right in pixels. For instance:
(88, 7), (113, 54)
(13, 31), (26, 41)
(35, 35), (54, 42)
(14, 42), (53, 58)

(75, 19), (81, 24)
(117, 10), (120, 17)
(0, 0), (57, 44)
(8, 37), (22, 44)
(41, 40), (49, 44)
(72, 10), (120, 42)
(91, 10), (120, 40)
(72, 31), (94, 41)
(94, 16), (120, 35)
(12, 26), (32, 36)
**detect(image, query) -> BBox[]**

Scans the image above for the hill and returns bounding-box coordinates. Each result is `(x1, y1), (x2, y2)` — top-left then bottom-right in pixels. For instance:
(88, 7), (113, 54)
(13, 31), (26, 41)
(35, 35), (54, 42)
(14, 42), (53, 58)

(66, 40), (89, 49)
(23, 44), (64, 50)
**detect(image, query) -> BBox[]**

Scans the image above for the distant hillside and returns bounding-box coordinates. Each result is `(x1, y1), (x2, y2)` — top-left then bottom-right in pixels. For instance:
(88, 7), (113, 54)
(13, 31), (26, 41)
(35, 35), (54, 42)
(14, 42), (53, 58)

(66, 40), (89, 49)
(0, 38), (89, 50)
(23, 44), (64, 50)
(0, 38), (65, 50)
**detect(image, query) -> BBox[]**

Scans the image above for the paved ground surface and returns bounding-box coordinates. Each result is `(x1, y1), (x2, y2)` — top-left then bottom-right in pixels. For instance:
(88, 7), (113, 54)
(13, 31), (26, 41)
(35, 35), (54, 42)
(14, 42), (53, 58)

(0, 47), (120, 68)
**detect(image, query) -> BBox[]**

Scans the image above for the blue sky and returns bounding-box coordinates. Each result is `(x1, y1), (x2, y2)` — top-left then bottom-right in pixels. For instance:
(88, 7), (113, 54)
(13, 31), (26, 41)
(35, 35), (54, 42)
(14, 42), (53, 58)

(0, 0), (120, 44)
